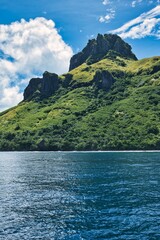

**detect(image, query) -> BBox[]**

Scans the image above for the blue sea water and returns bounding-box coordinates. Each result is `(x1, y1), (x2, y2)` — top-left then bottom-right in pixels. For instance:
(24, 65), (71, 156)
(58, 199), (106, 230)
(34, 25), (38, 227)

(0, 151), (160, 240)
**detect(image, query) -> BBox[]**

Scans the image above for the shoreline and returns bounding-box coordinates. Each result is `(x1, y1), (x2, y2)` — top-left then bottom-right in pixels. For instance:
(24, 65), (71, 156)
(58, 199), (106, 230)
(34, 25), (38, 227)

(0, 150), (160, 153)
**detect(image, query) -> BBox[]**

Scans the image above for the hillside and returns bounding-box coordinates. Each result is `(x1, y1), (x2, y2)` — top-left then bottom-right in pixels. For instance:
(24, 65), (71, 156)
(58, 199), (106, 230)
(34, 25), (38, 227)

(0, 34), (160, 151)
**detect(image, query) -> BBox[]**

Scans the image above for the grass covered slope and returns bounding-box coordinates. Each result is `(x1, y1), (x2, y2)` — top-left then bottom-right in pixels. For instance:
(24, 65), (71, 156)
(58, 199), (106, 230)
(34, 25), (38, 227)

(0, 55), (160, 151)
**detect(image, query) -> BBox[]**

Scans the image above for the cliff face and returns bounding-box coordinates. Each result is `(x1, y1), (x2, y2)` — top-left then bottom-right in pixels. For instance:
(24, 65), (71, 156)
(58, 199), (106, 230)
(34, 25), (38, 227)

(24, 78), (41, 100)
(24, 71), (59, 100)
(69, 34), (137, 71)
(41, 72), (59, 97)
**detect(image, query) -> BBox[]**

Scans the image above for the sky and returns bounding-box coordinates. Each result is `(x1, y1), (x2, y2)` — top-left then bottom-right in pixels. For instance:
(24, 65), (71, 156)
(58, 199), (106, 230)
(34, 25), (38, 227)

(0, 0), (160, 111)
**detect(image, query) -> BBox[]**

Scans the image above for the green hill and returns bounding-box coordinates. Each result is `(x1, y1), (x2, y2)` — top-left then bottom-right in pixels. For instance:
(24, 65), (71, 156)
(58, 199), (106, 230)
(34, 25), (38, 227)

(0, 34), (160, 151)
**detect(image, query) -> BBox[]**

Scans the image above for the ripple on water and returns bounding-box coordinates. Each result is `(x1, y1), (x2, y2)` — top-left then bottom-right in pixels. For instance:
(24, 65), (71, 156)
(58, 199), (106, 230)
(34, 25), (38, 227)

(0, 151), (160, 239)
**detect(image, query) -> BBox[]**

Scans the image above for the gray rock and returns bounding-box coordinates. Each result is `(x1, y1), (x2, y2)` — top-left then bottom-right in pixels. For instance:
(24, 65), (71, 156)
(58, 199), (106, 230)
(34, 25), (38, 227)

(41, 71), (59, 97)
(24, 78), (41, 100)
(23, 71), (59, 100)
(94, 70), (114, 91)
(69, 34), (137, 71)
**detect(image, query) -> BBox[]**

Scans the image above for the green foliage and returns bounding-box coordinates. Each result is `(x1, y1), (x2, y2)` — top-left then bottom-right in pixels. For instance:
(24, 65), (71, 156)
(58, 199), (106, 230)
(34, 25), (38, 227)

(0, 55), (160, 150)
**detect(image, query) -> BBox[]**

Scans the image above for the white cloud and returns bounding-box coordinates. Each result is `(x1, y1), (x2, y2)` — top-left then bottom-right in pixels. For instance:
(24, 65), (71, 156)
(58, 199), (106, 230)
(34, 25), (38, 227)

(131, 0), (143, 8)
(102, 0), (111, 5)
(111, 5), (160, 38)
(131, 0), (156, 7)
(0, 17), (73, 112)
(99, 9), (115, 23)
(100, 0), (115, 23)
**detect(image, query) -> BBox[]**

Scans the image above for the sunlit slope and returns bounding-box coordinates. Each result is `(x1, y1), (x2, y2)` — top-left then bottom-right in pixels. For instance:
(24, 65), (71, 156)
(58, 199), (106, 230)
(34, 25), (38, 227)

(0, 56), (160, 150)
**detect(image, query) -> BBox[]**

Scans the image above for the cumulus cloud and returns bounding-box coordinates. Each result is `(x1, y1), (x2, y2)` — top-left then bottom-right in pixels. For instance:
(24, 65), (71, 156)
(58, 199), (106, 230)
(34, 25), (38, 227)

(0, 17), (73, 112)
(111, 5), (160, 38)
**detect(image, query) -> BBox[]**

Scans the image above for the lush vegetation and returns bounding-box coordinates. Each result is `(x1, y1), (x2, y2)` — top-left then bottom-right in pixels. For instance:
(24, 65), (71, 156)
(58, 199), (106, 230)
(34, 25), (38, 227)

(0, 56), (160, 150)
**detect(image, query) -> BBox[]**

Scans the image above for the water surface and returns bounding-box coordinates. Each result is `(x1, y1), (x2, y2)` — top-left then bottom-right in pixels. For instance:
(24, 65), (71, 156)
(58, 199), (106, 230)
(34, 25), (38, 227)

(0, 152), (160, 239)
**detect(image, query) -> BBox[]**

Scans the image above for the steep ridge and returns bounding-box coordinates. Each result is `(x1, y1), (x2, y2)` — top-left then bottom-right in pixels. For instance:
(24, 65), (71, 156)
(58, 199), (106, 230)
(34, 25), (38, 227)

(0, 34), (160, 151)
(24, 34), (137, 101)
(69, 34), (137, 70)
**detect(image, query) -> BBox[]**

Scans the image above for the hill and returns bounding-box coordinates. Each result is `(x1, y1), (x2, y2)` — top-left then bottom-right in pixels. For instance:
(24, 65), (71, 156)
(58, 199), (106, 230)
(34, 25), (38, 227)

(0, 34), (160, 151)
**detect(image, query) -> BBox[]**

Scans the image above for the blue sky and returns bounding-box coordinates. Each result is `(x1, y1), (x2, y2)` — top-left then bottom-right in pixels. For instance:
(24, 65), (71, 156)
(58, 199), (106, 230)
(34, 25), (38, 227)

(0, 0), (160, 111)
(0, 0), (160, 57)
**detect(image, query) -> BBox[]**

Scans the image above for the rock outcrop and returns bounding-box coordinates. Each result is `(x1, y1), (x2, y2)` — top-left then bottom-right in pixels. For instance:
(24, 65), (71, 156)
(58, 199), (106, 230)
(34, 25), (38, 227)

(94, 70), (114, 91)
(24, 71), (59, 100)
(69, 34), (137, 71)
(24, 78), (41, 101)
(41, 72), (59, 97)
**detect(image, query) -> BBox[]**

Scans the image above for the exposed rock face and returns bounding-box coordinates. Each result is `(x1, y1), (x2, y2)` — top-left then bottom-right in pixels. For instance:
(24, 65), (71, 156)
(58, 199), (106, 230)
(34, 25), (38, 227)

(41, 72), (59, 97)
(61, 73), (73, 88)
(24, 78), (41, 101)
(24, 71), (59, 100)
(69, 34), (137, 71)
(94, 70), (114, 91)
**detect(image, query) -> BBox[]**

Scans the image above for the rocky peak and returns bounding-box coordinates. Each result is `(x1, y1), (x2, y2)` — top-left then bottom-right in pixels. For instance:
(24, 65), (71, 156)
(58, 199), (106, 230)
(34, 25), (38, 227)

(69, 34), (137, 71)
(24, 71), (59, 101)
